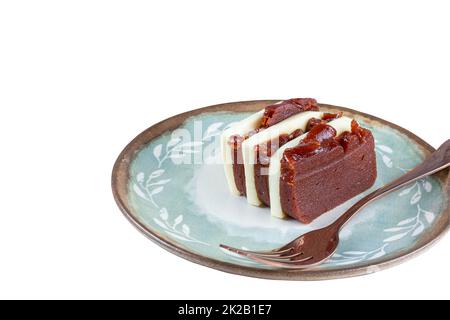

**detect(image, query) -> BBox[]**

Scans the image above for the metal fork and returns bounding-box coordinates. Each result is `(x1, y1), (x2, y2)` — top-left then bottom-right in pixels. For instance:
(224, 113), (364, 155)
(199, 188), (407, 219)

(220, 140), (450, 269)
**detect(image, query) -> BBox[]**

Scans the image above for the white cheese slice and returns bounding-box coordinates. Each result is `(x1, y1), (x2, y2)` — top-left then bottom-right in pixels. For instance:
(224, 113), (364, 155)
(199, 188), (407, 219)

(268, 116), (353, 218)
(221, 110), (265, 195)
(242, 111), (324, 206)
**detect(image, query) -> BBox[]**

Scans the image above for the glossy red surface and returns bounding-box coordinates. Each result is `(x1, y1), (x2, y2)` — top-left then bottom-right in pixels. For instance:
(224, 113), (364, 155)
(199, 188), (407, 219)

(280, 120), (377, 223)
(260, 98), (318, 128)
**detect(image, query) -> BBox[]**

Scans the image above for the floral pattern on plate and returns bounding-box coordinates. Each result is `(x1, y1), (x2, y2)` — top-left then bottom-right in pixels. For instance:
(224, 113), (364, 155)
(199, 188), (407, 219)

(128, 112), (446, 270)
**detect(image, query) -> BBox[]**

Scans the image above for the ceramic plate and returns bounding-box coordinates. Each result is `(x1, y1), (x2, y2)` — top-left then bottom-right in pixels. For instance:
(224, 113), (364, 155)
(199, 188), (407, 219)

(112, 100), (449, 280)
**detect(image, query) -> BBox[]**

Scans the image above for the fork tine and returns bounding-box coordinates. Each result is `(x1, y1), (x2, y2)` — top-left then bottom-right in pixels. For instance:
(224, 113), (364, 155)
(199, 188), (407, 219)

(221, 244), (312, 263)
(220, 244), (292, 257)
(262, 256), (312, 264)
(249, 252), (307, 262)
(225, 247), (315, 269)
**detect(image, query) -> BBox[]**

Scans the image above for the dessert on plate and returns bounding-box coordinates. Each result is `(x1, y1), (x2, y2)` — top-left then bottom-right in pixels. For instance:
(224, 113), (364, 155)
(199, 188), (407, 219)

(221, 98), (377, 223)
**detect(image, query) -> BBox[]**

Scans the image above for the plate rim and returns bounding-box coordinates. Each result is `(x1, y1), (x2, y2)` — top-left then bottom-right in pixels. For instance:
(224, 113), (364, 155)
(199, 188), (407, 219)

(111, 100), (449, 281)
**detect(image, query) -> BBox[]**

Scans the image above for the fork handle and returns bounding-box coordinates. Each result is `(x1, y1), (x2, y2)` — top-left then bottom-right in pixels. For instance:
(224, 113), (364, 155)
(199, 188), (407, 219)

(335, 139), (450, 230)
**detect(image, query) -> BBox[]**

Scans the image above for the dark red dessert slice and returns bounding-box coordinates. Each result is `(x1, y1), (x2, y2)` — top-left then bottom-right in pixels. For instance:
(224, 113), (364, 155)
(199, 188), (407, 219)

(229, 98), (318, 196)
(279, 121), (377, 223)
(253, 113), (343, 205)
(254, 129), (304, 205)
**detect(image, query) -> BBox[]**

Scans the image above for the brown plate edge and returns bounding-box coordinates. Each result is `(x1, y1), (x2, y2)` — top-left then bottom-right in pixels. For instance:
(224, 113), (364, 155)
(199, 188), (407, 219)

(111, 100), (449, 281)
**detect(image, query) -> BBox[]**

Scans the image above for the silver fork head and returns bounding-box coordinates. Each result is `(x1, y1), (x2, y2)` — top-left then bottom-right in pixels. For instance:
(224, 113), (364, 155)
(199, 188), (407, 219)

(220, 226), (340, 269)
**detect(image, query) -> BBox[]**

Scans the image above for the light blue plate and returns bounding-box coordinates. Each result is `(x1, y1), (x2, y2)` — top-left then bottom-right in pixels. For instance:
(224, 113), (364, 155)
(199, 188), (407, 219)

(112, 101), (449, 280)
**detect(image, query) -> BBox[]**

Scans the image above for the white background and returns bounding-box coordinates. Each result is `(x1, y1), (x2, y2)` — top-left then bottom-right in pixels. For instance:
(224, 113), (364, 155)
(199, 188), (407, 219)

(0, 1), (449, 300)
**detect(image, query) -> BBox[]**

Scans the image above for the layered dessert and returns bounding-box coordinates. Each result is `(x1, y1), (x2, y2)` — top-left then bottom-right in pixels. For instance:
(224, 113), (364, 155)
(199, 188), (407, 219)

(221, 98), (377, 223)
